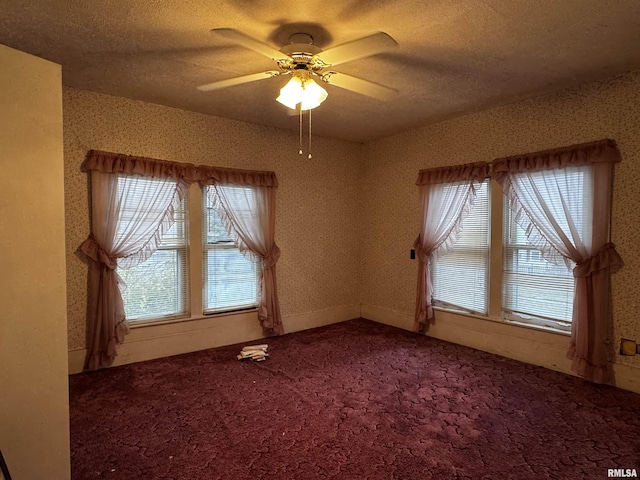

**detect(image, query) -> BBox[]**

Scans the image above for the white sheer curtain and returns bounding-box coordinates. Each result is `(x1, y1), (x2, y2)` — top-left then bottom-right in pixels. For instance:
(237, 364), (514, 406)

(80, 171), (189, 370)
(493, 140), (622, 383)
(206, 183), (283, 335)
(414, 163), (490, 332)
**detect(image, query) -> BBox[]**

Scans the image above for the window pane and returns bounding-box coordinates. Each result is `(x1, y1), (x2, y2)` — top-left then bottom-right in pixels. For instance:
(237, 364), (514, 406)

(119, 248), (187, 320)
(501, 167), (587, 330)
(203, 188), (259, 313)
(432, 179), (490, 315)
(116, 175), (188, 322)
(502, 246), (574, 324)
(206, 205), (234, 244)
(205, 247), (259, 311)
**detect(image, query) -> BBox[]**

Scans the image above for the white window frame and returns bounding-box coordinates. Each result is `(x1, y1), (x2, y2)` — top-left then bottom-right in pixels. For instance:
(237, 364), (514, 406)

(500, 165), (591, 333)
(116, 179), (189, 324)
(502, 199), (576, 332)
(430, 170), (598, 335)
(431, 178), (491, 316)
(202, 188), (261, 314)
(116, 183), (262, 326)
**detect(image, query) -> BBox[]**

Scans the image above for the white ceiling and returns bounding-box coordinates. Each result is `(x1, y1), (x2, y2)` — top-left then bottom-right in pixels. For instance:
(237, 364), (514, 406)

(1, 1), (640, 143)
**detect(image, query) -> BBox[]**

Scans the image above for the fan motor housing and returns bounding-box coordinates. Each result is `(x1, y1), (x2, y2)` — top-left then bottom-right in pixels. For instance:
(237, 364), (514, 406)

(277, 50), (327, 74)
(280, 43), (322, 56)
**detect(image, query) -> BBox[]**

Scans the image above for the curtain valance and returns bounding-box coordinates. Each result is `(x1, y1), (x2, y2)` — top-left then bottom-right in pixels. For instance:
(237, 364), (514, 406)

(197, 165), (279, 188)
(416, 162), (490, 186)
(492, 139), (621, 181)
(416, 140), (620, 186)
(84, 150), (278, 187)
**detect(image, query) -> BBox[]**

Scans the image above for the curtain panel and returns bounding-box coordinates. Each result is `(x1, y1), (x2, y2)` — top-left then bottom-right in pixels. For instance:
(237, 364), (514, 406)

(413, 162), (490, 332)
(80, 150), (281, 369)
(79, 171), (189, 370)
(493, 139), (622, 383)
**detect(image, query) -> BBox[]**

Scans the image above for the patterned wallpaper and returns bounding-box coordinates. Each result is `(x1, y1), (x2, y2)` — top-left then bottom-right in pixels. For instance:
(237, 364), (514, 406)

(63, 88), (363, 350)
(360, 70), (640, 370)
(65, 69), (640, 374)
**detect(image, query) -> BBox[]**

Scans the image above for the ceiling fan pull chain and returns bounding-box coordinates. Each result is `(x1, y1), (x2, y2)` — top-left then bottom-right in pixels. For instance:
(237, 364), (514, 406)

(299, 107), (303, 155)
(308, 108), (312, 159)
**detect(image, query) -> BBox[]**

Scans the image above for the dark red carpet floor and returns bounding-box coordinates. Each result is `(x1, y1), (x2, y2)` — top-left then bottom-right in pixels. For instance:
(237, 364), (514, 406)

(69, 318), (640, 479)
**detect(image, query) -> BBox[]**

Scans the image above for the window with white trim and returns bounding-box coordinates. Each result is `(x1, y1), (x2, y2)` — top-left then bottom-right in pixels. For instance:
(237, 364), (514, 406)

(203, 187), (260, 313)
(431, 178), (490, 315)
(117, 179), (189, 322)
(502, 166), (589, 331)
(429, 167), (594, 333)
(116, 182), (261, 324)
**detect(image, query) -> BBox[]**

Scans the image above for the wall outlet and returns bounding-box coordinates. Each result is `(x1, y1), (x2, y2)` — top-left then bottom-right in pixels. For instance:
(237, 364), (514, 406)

(620, 338), (636, 356)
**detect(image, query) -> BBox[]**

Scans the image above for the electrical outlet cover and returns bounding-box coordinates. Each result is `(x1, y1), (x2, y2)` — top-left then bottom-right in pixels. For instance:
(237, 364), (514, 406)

(620, 338), (636, 356)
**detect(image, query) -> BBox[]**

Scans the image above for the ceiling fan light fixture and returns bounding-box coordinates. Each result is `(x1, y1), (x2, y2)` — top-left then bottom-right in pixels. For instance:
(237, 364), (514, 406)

(276, 75), (304, 109)
(276, 72), (327, 111)
(200, 28), (398, 158)
(299, 78), (328, 110)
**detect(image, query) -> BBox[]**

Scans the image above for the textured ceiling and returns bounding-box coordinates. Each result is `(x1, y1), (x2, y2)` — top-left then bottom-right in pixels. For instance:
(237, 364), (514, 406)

(1, 1), (640, 143)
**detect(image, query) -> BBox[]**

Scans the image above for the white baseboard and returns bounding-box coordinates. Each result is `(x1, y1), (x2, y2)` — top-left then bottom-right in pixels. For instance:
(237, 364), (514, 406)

(361, 303), (640, 394)
(284, 304), (361, 333)
(68, 305), (361, 374)
(612, 363), (640, 394)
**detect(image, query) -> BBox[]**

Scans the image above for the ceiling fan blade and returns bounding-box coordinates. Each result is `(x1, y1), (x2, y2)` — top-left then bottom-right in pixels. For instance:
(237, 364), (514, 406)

(197, 71), (280, 91)
(321, 72), (397, 101)
(319, 32), (398, 66)
(211, 28), (286, 60)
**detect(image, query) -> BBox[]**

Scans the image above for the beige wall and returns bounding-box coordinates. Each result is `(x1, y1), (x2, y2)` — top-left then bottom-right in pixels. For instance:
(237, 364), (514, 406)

(0, 45), (70, 479)
(64, 70), (640, 391)
(63, 88), (363, 369)
(360, 70), (640, 391)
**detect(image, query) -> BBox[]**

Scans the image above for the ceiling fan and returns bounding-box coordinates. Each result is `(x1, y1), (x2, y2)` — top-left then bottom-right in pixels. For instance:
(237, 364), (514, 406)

(197, 28), (399, 109)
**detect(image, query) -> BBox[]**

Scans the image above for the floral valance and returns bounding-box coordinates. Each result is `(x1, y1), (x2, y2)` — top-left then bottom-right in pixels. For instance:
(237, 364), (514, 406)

(83, 150), (278, 188)
(416, 162), (490, 186)
(492, 139), (621, 182)
(416, 140), (621, 186)
(197, 164), (279, 187)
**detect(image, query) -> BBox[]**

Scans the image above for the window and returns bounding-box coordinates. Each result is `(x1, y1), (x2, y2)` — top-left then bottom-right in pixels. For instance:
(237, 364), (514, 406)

(431, 178), (490, 315)
(203, 187), (260, 313)
(117, 177), (189, 322)
(82, 151), (283, 370)
(502, 166), (589, 331)
(428, 165), (596, 333)
(502, 205), (575, 330)
(117, 182), (260, 323)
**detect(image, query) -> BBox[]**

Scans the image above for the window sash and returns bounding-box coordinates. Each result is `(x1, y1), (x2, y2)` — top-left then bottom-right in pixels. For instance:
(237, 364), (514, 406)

(501, 175), (582, 330)
(202, 189), (260, 314)
(118, 246), (189, 321)
(117, 180), (189, 322)
(431, 178), (490, 315)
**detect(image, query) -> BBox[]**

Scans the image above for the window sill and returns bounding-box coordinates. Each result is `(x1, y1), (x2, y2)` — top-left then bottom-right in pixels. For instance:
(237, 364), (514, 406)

(129, 307), (258, 329)
(432, 306), (571, 337)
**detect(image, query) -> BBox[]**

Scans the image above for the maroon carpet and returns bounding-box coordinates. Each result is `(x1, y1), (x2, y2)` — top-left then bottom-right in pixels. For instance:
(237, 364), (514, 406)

(69, 318), (640, 479)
